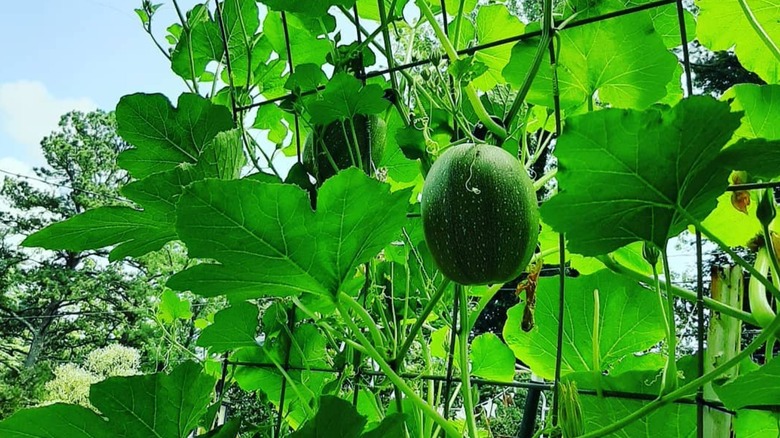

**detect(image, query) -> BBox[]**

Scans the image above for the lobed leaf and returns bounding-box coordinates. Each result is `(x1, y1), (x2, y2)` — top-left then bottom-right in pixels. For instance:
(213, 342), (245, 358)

(503, 270), (665, 379)
(541, 97), (748, 255)
(503, 5), (676, 110)
(169, 168), (409, 299)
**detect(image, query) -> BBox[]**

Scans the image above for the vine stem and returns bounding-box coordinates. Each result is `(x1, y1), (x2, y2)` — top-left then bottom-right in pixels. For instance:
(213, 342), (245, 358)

(762, 222), (780, 299)
(335, 292), (462, 438)
(578, 306), (780, 437)
(339, 290), (387, 350)
(457, 284), (478, 438)
(736, 0), (780, 63)
(651, 262), (672, 346)
(395, 278), (451, 364)
(262, 342), (317, 419)
(415, 0), (507, 140)
(597, 255), (758, 326)
(592, 288), (602, 398)
(660, 249), (679, 393)
(533, 168), (557, 191)
(452, 0), (467, 53)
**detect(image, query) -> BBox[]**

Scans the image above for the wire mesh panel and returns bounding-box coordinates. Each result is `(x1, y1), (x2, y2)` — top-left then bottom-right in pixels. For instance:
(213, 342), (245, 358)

(214, 0), (780, 436)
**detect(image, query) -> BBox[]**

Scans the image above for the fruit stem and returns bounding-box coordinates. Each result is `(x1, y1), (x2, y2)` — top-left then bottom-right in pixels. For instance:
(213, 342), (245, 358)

(533, 168), (557, 191)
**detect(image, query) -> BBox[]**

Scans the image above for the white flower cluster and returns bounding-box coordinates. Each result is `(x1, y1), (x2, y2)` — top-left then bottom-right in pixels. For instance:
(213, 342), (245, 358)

(42, 344), (141, 408)
(85, 344), (141, 377)
(43, 363), (100, 407)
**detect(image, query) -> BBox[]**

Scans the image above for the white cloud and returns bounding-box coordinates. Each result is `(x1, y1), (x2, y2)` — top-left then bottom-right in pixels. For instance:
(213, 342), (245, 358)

(0, 80), (97, 163)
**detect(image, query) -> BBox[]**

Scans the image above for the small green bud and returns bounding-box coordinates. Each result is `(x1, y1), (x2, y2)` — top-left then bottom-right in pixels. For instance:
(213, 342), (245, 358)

(642, 241), (660, 267)
(757, 188), (776, 228)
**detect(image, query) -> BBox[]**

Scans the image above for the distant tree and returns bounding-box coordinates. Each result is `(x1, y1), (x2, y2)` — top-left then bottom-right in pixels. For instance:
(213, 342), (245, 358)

(0, 110), (205, 416)
(688, 42), (766, 96)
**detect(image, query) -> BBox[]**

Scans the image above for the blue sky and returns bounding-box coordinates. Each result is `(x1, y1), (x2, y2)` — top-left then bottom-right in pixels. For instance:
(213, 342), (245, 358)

(0, 0), (198, 173)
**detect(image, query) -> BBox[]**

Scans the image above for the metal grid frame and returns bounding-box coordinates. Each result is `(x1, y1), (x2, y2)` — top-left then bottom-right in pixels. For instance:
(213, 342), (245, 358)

(210, 1), (780, 436)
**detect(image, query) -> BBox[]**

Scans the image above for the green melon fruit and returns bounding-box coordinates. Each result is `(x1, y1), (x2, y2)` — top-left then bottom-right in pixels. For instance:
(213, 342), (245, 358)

(421, 143), (539, 285)
(303, 114), (386, 183)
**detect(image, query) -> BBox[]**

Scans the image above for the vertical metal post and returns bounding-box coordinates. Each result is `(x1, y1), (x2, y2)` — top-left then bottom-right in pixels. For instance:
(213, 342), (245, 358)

(281, 12), (303, 163)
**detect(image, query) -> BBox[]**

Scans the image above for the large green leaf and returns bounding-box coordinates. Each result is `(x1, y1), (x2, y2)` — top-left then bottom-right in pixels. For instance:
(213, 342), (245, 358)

(697, 0), (780, 84)
(379, 111), (422, 187)
(470, 333), (516, 382)
(619, 1), (697, 48)
(425, 0), (477, 15)
(197, 302), (259, 352)
(219, 0), (260, 87)
(715, 357), (780, 410)
(115, 93), (234, 179)
(21, 203), (173, 260)
(291, 396), (366, 438)
(168, 168), (408, 299)
(698, 192), (762, 248)
(725, 84), (780, 140)
(90, 362), (216, 438)
(579, 396), (696, 437)
(721, 137), (780, 181)
(503, 270), (665, 379)
(541, 97), (744, 256)
(22, 129), (244, 260)
(357, 0), (410, 21)
(733, 409), (780, 438)
(538, 222), (654, 276)
(471, 4), (524, 91)
(0, 404), (112, 438)
(503, 4), (676, 109)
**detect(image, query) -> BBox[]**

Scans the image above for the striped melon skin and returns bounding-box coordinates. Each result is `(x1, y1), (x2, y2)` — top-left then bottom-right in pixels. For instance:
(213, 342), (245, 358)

(421, 143), (539, 285)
